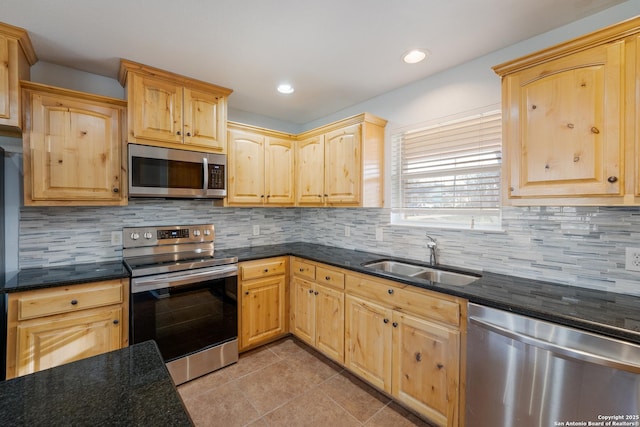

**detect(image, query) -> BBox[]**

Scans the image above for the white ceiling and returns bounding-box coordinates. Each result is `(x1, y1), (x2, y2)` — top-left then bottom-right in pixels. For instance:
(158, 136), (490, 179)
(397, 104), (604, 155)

(2, 0), (629, 125)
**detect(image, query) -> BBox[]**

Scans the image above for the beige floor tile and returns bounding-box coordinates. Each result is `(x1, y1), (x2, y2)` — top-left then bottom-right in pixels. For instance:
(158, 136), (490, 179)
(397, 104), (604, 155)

(220, 345), (282, 381)
(266, 336), (309, 358)
(178, 368), (232, 402)
(180, 337), (435, 426)
(286, 346), (343, 385)
(234, 358), (314, 415)
(364, 402), (436, 427)
(264, 387), (360, 427)
(320, 371), (391, 422)
(183, 382), (260, 427)
(244, 418), (269, 427)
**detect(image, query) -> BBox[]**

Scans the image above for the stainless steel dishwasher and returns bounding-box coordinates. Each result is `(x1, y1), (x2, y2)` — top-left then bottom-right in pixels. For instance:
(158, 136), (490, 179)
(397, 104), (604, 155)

(466, 303), (640, 427)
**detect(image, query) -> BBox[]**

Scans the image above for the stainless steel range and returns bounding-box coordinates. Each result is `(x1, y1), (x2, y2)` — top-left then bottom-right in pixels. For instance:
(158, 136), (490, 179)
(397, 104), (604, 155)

(123, 224), (238, 385)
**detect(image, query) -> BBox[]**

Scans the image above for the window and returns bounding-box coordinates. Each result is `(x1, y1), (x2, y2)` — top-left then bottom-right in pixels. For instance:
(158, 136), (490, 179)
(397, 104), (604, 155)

(391, 108), (502, 230)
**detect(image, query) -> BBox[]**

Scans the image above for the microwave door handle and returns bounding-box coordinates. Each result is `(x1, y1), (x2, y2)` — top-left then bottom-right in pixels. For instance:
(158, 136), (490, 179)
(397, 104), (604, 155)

(203, 157), (209, 192)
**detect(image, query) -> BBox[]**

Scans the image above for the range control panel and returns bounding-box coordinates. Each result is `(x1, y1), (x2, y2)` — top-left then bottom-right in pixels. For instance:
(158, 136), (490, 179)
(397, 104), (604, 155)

(123, 224), (215, 248)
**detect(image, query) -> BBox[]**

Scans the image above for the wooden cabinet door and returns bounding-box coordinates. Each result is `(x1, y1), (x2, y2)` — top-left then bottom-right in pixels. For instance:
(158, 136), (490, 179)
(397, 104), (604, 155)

(296, 135), (325, 206)
(0, 35), (12, 126)
(392, 312), (460, 427)
(241, 275), (286, 348)
(324, 124), (362, 205)
(505, 41), (624, 198)
(315, 283), (344, 364)
(15, 306), (123, 377)
(265, 137), (295, 205)
(130, 74), (183, 144)
(227, 129), (265, 204)
(183, 88), (224, 151)
(29, 93), (123, 201)
(291, 277), (315, 346)
(345, 294), (392, 392)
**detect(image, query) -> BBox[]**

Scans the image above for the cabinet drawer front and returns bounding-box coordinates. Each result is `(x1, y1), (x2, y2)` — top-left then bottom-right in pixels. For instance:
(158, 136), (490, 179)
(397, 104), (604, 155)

(17, 280), (124, 321)
(241, 258), (287, 280)
(316, 266), (345, 289)
(346, 275), (459, 326)
(292, 259), (316, 280)
(395, 287), (460, 327)
(347, 274), (402, 305)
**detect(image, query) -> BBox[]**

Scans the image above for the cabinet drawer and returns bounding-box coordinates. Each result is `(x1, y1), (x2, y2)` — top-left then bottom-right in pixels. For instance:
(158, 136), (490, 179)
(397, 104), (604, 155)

(241, 258), (287, 280)
(316, 266), (345, 289)
(15, 279), (125, 321)
(292, 259), (316, 280)
(346, 275), (459, 326)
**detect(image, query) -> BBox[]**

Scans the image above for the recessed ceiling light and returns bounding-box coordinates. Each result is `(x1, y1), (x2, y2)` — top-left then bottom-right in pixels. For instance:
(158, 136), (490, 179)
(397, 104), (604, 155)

(402, 49), (429, 64)
(277, 84), (294, 94)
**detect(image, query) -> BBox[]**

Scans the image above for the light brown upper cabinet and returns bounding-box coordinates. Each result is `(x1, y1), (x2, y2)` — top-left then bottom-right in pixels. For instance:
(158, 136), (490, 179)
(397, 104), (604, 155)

(118, 59), (232, 153)
(0, 22), (37, 135)
(227, 123), (295, 206)
(296, 113), (386, 207)
(494, 16), (640, 206)
(22, 82), (127, 206)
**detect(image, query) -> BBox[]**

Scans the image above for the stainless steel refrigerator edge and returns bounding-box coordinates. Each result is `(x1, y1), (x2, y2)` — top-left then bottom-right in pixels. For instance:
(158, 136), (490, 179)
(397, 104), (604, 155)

(466, 303), (640, 426)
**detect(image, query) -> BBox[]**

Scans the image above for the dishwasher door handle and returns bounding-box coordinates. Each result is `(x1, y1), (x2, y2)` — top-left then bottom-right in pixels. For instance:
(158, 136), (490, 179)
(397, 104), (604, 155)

(469, 316), (640, 373)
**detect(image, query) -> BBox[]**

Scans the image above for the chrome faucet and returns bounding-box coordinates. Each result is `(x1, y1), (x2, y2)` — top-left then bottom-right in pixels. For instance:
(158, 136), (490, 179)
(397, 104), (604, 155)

(426, 235), (437, 266)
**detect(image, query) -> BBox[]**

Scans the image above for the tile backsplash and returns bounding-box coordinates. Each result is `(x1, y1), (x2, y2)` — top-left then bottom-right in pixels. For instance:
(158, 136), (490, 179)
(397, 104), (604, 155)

(18, 202), (640, 295)
(18, 200), (301, 267)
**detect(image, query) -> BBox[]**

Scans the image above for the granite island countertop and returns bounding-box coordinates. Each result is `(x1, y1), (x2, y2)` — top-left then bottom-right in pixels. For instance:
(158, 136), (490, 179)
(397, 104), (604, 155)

(0, 340), (193, 426)
(4, 242), (640, 345)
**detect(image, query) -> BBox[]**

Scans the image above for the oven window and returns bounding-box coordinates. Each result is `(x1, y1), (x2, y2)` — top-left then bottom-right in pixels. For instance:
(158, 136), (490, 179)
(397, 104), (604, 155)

(132, 276), (237, 362)
(131, 157), (204, 189)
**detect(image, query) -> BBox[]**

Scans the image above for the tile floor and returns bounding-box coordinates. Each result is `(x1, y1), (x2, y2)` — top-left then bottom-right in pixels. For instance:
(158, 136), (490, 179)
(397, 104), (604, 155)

(178, 337), (436, 427)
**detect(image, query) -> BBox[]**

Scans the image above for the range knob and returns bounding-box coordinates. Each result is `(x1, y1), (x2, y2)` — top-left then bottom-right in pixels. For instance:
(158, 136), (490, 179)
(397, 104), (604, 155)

(193, 230), (201, 237)
(144, 232), (153, 239)
(204, 229), (211, 236)
(130, 232), (140, 240)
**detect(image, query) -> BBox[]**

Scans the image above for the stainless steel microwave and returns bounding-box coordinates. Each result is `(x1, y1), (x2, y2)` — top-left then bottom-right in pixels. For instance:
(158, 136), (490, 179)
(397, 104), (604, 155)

(128, 144), (227, 199)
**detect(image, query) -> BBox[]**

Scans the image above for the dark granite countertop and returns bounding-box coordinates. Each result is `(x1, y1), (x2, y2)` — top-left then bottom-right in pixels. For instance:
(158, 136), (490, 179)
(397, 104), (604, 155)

(1, 260), (130, 293)
(4, 243), (640, 345)
(0, 340), (193, 426)
(218, 242), (640, 345)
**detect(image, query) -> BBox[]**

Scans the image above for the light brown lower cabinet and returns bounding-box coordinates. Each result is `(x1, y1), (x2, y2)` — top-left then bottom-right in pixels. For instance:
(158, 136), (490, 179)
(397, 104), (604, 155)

(239, 257), (288, 351)
(345, 272), (464, 427)
(6, 279), (129, 379)
(290, 258), (345, 363)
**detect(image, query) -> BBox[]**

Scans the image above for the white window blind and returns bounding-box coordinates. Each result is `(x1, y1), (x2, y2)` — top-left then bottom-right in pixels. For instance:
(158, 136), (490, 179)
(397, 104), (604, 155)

(391, 109), (502, 230)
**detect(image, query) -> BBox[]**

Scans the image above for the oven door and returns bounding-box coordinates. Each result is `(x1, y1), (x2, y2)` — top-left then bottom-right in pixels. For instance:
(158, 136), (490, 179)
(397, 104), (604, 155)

(130, 265), (238, 362)
(128, 144), (226, 199)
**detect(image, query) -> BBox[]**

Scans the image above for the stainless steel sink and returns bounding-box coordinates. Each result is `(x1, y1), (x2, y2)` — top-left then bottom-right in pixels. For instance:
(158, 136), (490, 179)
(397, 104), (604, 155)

(410, 269), (479, 286)
(361, 260), (427, 276)
(362, 260), (480, 286)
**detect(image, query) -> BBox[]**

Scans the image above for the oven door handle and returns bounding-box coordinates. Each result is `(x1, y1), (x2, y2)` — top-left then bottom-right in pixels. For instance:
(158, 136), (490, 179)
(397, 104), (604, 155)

(131, 265), (238, 293)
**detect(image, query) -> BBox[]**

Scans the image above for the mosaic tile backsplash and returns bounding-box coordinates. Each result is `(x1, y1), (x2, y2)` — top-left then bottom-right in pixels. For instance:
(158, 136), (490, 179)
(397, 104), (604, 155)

(18, 202), (640, 295)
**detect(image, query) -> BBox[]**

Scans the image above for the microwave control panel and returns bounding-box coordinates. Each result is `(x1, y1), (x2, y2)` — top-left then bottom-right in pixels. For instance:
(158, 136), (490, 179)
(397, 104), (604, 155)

(209, 165), (225, 190)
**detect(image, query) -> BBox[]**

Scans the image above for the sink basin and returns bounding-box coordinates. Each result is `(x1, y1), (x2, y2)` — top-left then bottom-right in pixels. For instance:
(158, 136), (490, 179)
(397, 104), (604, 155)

(410, 269), (479, 287)
(361, 260), (480, 287)
(361, 260), (427, 276)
